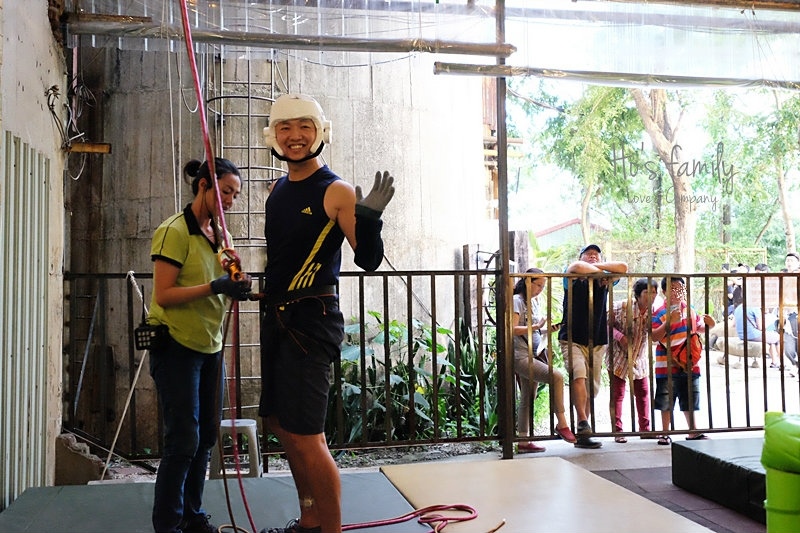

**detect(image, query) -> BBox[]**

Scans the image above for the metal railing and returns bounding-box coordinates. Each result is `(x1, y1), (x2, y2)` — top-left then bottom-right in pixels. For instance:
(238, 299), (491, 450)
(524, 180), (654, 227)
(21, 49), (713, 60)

(62, 270), (800, 466)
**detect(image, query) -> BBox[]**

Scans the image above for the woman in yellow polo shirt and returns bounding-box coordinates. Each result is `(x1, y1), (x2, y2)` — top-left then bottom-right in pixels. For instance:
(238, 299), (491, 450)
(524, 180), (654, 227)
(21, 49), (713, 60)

(147, 157), (250, 533)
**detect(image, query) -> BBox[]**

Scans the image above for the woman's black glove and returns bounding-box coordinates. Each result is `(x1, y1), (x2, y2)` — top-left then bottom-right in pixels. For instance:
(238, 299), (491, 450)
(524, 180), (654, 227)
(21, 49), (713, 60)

(210, 274), (252, 300)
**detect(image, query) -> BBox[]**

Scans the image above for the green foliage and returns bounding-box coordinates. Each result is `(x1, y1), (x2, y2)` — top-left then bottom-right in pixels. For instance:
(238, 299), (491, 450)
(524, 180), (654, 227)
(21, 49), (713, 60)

(509, 79), (800, 272)
(327, 313), (499, 445)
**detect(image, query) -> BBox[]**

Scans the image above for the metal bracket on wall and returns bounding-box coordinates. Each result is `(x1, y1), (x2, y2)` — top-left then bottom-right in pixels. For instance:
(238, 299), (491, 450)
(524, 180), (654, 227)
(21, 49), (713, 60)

(66, 142), (112, 154)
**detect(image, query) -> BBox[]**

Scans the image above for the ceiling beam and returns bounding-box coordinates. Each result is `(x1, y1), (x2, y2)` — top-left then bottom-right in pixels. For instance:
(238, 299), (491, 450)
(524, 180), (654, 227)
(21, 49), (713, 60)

(605, 0), (800, 12)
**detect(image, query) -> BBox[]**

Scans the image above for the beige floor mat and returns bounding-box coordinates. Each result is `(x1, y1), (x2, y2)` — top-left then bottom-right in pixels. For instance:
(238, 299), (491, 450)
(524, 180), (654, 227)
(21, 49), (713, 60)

(381, 457), (712, 532)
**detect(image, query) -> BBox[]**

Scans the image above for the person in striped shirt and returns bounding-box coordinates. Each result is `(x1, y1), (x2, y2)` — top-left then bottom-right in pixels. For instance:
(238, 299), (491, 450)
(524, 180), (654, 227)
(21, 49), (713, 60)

(651, 276), (714, 445)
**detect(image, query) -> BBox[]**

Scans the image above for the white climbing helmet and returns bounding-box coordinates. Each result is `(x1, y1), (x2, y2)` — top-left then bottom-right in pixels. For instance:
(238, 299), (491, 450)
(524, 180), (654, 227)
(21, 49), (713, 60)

(263, 94), (332, 159)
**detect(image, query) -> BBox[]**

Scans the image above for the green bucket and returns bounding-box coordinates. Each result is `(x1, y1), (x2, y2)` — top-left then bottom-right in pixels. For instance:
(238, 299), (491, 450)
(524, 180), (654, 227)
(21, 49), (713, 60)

(765, 467), (800, 533)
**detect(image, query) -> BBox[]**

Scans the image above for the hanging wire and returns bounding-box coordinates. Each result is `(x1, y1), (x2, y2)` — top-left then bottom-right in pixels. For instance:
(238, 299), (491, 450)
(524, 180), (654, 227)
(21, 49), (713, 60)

(46, 84), (89, 181)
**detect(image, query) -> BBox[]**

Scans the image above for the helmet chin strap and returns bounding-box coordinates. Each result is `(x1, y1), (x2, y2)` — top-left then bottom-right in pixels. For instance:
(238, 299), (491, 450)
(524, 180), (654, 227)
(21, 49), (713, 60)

(271, 142), (325, 163)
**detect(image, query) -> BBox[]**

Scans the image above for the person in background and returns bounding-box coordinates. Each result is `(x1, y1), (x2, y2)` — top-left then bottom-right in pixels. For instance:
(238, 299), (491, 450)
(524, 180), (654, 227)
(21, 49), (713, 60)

(754, 263), (781, 341)
(727, 264), (747, 317)
(259, 94), (395, 533)
(511, 268), (577, 453)
(781, 252), (799, 376)
(148, 158), (252, 533)
(558, 244), (628, 449)
(606, 278), (659, 443)
(733, 297), (781, 369)
(651, 276), (714, 445)
(784, 252), (800, 274)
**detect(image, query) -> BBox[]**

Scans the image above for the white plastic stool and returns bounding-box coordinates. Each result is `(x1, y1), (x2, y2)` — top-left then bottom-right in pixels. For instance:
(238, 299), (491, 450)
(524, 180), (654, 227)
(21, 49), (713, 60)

(209, 418), (262, 479)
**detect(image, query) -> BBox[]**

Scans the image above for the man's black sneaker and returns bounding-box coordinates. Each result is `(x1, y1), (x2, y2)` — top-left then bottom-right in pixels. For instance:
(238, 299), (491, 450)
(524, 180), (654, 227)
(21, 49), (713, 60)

(574, 420), (601, 448)
(574, 436), (603, 449)
(182, 514), (216, 533)
(260, 518), (322, 533)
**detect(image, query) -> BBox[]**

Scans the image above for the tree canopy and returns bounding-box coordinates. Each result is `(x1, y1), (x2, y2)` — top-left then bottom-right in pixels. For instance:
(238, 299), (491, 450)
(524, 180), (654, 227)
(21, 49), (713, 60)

(508, 79), (800, 273)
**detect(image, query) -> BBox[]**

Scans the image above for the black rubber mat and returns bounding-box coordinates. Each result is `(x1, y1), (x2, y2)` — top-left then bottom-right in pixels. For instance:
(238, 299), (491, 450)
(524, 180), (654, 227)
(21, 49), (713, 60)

(0, 472), (429, 532)
(672, 437), (766, 524)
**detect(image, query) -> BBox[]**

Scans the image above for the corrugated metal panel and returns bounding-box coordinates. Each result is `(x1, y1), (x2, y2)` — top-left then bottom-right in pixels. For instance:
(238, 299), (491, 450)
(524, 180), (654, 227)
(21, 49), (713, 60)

(0, 132), (50, 510)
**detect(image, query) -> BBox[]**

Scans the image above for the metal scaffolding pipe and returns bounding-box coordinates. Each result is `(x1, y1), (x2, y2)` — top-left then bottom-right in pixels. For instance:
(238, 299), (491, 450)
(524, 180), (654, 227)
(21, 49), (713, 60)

(66, 21), (516, 57)
(433, 62), (800, 90)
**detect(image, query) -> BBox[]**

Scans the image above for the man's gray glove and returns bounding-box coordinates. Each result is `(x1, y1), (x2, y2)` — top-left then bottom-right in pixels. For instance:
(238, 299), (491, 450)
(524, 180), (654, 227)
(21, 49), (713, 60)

(210, 274), (252, 301)
(355, 171), (395, 218)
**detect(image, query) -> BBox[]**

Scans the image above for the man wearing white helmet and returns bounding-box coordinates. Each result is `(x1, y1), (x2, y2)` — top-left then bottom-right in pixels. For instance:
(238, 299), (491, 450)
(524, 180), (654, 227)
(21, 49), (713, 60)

(258, 94), (395, 533)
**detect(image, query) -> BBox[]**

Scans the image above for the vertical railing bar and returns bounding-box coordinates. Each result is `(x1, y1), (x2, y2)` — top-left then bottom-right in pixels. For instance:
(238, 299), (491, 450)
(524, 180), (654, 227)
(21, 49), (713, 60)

(406, 275), (416, 439)
(452, 273), (463, 440)
(722, 272), (733, 427)
(476, 270), (486, 433)
(429, 274), (440, 439)
(357, 274), (368, 446)
(685, 278), (695, 435)
(704, 275), (714, 430)
(99, 278), (110, 440)
(741, 275), (752, 427)
(778, 274), (787, 413)
(382, 275), (392, 444)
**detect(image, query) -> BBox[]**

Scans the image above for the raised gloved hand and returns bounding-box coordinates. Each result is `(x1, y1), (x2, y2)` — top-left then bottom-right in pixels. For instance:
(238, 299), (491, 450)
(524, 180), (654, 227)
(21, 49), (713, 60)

(210, 274), (252, 301)
(355, 171), (395, 218)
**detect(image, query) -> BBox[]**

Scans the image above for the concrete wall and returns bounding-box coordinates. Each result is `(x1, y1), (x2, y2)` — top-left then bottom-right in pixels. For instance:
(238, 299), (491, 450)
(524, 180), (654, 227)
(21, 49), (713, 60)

(0, 0), (66, 507)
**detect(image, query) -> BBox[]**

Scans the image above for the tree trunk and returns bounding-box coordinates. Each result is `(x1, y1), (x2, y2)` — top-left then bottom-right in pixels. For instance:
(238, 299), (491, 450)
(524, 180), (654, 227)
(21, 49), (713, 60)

(631, 88), (697, 273)
(580, 182), (593, 243)
(775, 157), (796, 253)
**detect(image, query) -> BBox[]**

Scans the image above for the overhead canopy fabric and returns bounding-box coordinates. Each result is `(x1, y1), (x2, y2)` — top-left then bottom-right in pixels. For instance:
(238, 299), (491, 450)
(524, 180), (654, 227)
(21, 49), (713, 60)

(64, 1), (800, 86)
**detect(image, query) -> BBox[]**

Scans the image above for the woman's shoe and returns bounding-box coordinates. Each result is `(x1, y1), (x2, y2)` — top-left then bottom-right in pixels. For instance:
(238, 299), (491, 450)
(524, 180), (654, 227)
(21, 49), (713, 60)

(556, 426), (577, 443)
(614, 436), (628, 443)
(517, 441), (546, 454)
(686, 433), (709, 440)
(657, 435), (672, 445)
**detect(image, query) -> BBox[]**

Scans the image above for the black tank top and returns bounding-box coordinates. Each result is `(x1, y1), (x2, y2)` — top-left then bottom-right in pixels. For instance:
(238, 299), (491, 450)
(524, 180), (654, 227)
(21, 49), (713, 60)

(558, 278), (610, 346)
(264, 166), (344, 294)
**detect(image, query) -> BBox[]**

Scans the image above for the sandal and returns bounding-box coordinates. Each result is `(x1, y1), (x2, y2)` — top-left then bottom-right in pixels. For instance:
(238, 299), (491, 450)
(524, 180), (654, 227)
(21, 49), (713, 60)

(614, 436), (628, 443)
(657, 435), (672, 446)
(517, 441), (546, 454)
(686, 433), (709, 440)
(556, 426), (577, 444)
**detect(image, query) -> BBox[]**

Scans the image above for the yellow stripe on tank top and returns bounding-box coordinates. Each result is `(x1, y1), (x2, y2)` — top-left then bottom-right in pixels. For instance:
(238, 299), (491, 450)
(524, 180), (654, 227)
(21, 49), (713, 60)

(288, 218), (335, 291)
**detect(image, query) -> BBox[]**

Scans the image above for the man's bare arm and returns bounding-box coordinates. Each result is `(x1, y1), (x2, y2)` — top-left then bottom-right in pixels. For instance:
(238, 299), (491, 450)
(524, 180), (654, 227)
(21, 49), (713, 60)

(565, 260), (628, 275)
(565, 261), (601, 274)
(595, 261), (628, 274)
